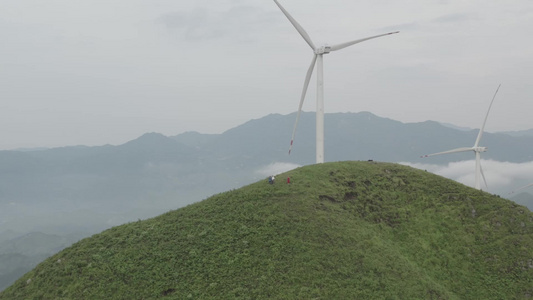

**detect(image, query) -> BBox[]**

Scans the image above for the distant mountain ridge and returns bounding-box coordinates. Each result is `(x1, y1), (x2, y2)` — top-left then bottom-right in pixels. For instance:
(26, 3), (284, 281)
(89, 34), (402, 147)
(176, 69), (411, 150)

(2, 111), (533, 291)
(4, 111), (533, 214)
(439, 122), (472, 131)
(501, 128), (533, 137)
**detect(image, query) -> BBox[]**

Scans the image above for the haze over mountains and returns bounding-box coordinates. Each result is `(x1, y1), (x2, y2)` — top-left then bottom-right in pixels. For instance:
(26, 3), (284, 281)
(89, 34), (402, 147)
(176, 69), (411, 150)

(3, 111), (533, 233)
(1, 111), (533, 291)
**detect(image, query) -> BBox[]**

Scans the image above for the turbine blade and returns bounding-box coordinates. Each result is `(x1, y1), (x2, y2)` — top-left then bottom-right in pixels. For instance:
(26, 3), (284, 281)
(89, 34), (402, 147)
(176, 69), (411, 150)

(420, 147), (473, 158)
(510, 182), (533, 194)
(480, 162), (488, 189)
(329, 31), (399, 52)
(474, 84), (501, 147)
(289, 54), (318, 155)
(273, 0), (316, 50)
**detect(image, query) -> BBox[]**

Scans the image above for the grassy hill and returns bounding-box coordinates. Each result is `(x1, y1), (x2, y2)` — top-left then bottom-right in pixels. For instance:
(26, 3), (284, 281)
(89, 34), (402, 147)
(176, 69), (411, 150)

(2, 161), (533, 299)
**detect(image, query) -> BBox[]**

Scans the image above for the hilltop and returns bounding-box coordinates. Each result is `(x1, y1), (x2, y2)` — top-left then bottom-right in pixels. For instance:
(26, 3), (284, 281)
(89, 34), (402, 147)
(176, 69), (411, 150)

(1, 161), (532, 299)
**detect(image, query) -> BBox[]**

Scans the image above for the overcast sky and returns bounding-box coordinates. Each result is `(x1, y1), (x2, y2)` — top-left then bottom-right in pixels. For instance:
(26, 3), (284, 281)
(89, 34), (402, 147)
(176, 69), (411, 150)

(1, 0), (532, 150)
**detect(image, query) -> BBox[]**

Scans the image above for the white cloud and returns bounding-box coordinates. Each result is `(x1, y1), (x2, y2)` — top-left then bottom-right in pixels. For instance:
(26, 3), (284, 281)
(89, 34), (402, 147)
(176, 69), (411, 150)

(255, 162), (300, 177)
(400, 160), (533, 196)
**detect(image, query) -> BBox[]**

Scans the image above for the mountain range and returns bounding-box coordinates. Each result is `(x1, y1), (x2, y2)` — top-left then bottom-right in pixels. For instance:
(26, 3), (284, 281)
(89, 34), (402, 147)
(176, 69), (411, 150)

(1, 111), (533, 291)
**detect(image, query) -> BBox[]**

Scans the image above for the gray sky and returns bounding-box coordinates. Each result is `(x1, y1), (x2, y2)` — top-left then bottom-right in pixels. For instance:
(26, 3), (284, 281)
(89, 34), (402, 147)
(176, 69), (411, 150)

(1, 0), (532, 150)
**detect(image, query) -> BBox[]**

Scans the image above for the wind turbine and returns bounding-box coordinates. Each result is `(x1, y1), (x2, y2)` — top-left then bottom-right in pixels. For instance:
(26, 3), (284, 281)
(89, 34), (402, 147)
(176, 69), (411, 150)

(509, 183), (533, 195)
(421, 84), (502, 190)
(273, 0), (399, 163)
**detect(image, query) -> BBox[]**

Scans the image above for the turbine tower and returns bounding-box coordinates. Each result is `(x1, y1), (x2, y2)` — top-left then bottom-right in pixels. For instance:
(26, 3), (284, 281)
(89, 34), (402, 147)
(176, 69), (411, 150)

(421, 84), (501, 190)
(273, 0), (399, 163)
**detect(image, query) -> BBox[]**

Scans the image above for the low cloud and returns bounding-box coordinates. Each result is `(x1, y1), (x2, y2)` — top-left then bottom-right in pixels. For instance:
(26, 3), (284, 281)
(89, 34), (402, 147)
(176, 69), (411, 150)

(255, 162), (300, 177)
(158, 5), (274, 42)
(433, 13), (474, 24)
(400, 160), (533, 196)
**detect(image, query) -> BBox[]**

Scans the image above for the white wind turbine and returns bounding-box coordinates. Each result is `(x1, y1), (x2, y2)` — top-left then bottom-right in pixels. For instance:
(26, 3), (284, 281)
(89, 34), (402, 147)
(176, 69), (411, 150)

(509, 183), (533, 195)
(273, 0), (399, 163)
(421, 84), (502, 190)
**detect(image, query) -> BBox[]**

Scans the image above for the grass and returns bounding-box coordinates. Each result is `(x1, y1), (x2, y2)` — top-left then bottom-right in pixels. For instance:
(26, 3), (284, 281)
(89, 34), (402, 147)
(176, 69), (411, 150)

(1, 161), (532, 299)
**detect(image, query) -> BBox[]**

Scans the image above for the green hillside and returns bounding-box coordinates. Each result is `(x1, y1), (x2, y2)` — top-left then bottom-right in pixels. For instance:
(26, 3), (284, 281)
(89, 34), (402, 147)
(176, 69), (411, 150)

(2, 162), (533, 299)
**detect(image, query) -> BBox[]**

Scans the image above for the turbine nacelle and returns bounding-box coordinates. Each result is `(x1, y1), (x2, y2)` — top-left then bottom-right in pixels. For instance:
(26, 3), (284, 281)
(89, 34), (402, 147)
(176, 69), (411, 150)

(315, 45), (331, 55)
(473, 146), (487, 153)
